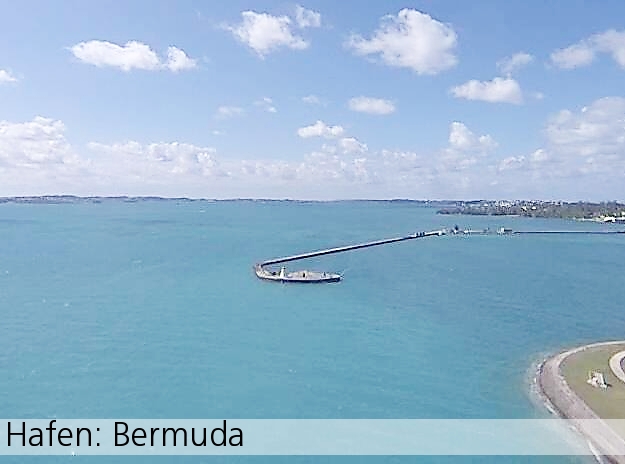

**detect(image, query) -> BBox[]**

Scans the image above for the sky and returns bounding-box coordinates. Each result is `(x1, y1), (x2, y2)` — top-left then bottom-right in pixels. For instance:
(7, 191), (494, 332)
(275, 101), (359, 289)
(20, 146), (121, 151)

(1, 0), (625, 200)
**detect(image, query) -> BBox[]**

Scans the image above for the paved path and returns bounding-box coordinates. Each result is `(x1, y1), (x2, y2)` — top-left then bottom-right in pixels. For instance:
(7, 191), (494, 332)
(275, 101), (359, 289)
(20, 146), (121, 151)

(538, 341), (625, 462)
(609, 351), (625, 384)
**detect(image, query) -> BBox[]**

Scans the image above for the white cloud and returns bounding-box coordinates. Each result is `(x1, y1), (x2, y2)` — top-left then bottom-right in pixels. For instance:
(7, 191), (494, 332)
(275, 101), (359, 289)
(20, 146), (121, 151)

(551, 29), (625, 69)
(551, 43), (595, 69)
(0, 116), (89, 196)
(0, 69), (18, 83)
(348, 96), (396, 115)
(339, 137), (368, 154)
(497, 155), (526, 172)
(297, 120), (345, 139)
(497, 52), (533, 74)
(232, 151), (374, 192)
(496, 149), (550, 173)
(302, 94), (322, 105)
(441, 122), (497, 173)
(296, 152), (371, 183)
(593, 30), (625, 68)
(295, 5), (321, 28)
(215, 106), (245, 119)
(0, 116), (490, 198)
(545, 96), (625, 158)
(87, 141), (219, 177)
(447, 122), (497, 153)
(69, 40), (196, 72)
(225, 11), (308, 57)
(165, 46), (198, 72)
(254, 97), (277, 113)
(492, 96), (625, 187)
(4, 100), (625, 200)
(0, 116), (74, 165)
(451, 77), (523, 104)
(346, 8), (458, 75)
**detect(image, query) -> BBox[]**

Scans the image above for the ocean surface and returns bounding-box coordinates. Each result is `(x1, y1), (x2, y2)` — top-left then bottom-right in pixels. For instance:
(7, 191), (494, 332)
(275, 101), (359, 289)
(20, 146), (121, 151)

(1, 199), (624, 464)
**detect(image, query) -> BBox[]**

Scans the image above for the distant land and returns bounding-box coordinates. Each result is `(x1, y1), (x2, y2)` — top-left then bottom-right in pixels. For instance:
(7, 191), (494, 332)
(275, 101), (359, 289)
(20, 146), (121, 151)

(438, 200), (625, 222)
(1, 196), (625, 222)
(0, 196), (457, 206)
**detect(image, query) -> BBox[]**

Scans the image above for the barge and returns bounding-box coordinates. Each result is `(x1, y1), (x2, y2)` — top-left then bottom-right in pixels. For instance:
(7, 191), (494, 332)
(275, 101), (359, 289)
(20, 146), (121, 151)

(254, 264), (342, 283)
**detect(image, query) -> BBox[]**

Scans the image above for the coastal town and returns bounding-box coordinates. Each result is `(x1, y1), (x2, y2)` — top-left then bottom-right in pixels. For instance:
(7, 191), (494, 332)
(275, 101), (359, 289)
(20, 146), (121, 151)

(437, 200), (625, 222)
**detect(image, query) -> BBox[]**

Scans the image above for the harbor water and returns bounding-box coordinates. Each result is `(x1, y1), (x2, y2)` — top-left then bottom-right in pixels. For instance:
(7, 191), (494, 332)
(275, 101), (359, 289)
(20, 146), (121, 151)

(1, 199), (623, 463)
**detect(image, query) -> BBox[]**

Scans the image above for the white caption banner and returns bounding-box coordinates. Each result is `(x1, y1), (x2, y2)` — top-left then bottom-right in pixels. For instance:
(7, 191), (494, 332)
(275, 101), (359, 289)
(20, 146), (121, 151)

(0, 419), (623, 455)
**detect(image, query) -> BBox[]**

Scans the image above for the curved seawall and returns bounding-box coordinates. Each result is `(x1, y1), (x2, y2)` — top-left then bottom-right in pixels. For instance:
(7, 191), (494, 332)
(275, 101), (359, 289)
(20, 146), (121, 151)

(537, 341), (625, 463)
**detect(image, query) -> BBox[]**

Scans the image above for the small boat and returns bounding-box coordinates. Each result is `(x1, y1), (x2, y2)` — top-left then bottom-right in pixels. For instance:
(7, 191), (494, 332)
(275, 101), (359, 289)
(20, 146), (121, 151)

(254, 264), (342, 283)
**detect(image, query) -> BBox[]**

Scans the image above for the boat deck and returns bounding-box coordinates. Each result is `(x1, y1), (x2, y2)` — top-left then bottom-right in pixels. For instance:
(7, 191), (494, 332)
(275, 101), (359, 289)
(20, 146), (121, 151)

(254, 264), (341, 283)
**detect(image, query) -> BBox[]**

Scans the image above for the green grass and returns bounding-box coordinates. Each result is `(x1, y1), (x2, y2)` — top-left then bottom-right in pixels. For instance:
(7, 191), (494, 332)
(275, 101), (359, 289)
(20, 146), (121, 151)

(560, 343), (625, 436)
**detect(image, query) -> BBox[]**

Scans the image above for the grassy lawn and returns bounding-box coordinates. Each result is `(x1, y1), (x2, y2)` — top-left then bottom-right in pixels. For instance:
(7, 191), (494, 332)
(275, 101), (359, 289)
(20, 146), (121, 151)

(561, 343), (625, 436)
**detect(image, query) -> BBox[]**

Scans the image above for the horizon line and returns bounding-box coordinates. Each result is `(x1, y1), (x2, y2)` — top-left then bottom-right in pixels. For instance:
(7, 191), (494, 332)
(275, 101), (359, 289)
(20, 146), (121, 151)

(1, 195), (624, 204)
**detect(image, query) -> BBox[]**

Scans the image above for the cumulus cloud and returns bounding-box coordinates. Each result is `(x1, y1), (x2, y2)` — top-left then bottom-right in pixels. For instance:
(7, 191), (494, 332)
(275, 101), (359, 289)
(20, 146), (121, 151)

(297, 120), (345, 139)
(348, 96), (396, 115)
(0, 69), (18, 83)
(3, 101), (625, 200)
(0, 116), (74, 165)
(497, 52), (533, 74)
(492, 96), (625, 191)
(224, 10), (309, 57)
(339, 137), (368, 154)
(451, 77), (523, 104)
(593, 30), (625, 68)
(164, 46), (198, 72)
(545, 96), (625, 158)
(346, 9), (458, 75)
(295, 5), (321, 28)
(0, 116), (88, 195)
(447, 122), (497, 153)
(551, 29), (625, 69)
(69, 40), (196, 72)
(0, 116), (488, 198)
(440, 122), (497, 172)
(551, 43), (595, 69)
(497, 149), (549, 173)
(298, 152), (371, 183)
(87, 141), (220, 177)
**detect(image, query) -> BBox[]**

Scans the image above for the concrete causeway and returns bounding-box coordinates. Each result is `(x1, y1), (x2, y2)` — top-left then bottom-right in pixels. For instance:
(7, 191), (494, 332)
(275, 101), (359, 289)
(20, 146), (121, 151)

(259, 230), (444, 266)
(538, 341), (625, 463)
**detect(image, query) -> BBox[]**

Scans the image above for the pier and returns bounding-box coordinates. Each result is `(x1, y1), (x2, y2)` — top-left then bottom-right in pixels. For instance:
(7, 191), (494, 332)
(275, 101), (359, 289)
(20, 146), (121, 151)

(513, 230), (625, 235)
(260, 230), (445, 266)
(254, 226), (624, 283)
(255, 229), (445, 283)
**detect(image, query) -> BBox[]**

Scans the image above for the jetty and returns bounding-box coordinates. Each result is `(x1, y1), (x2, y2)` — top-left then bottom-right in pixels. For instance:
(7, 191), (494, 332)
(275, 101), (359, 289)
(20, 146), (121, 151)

(254, 229), (445, 283)
(514, 230), (625, 235)
(254, 226), (624, 283)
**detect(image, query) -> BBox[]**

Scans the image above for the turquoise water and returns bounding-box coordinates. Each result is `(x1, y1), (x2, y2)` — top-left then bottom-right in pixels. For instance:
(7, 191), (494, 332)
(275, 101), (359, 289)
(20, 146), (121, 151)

(1, 200), (624, 463)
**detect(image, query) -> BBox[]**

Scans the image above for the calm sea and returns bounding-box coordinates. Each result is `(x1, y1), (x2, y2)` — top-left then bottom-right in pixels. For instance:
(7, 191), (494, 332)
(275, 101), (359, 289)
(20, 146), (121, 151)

(1, 199), (624, 464)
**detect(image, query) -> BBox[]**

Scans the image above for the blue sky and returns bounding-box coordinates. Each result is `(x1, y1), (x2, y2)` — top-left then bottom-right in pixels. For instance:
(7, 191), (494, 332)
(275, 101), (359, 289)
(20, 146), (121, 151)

(1, 0), (624, 199)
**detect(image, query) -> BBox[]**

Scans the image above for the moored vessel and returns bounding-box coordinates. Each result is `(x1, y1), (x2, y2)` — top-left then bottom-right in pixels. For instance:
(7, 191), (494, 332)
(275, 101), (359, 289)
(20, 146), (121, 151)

(254, 264), (341, 283)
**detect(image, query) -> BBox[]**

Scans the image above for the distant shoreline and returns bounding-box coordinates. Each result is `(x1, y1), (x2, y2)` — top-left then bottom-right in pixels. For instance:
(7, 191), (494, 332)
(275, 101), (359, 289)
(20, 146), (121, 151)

(0, 195), (624, 209)
(0, 196), (456, 205)
(536, 341), (625, 463)
(438, 200), (625, 222)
